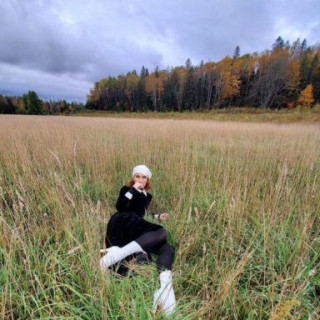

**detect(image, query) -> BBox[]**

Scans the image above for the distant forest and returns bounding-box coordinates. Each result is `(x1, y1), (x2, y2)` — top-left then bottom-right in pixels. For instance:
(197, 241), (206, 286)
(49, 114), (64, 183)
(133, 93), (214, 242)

(87, 37), (319, 111)
(1, 36), (319, 115)
(0, 91), (84, 115)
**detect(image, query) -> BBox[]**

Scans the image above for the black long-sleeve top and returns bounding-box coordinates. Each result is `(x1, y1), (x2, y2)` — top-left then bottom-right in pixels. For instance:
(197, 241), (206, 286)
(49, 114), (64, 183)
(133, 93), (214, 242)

(116, 186), (153, 217)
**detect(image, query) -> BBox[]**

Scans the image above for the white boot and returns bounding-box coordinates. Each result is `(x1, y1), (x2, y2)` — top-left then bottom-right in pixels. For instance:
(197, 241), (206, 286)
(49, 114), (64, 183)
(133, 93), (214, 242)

(153, 270), (176, 315)
(100, 241), (144, 270)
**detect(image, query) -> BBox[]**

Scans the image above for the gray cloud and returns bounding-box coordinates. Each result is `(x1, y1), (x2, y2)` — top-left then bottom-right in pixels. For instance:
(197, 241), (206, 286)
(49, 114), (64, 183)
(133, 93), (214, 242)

(0, 0), (319, 102)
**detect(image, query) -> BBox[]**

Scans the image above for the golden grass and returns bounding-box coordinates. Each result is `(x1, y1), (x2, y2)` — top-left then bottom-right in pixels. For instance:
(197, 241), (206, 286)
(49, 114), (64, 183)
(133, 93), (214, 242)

(0, 115), (319, 319)
(73, 106), (320, 123)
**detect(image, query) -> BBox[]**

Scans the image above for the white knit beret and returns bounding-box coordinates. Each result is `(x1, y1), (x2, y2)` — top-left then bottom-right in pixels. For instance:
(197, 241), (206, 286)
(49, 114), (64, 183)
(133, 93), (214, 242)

(132, 165), (152, 179)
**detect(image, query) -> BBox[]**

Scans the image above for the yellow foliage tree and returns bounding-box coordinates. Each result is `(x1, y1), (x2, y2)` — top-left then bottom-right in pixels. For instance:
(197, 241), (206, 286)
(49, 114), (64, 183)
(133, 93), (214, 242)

(297, 84), (314, 107)
(214, 57), (241, 104)
(222, 71), (241, 100)
(125, 73), (139, 109)
(145, 71), (168, 109)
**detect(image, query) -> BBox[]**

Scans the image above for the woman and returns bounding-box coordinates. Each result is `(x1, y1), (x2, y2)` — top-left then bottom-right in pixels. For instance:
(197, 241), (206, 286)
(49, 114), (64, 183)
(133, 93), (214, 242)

(100, 165), (176, 315)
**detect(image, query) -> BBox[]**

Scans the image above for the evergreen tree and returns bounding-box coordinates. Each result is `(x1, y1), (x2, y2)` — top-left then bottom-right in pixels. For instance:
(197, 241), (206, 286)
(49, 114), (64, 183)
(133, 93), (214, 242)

(290, 38), (301, 59)
(155, 66), (159, 77)
(300, 46), (311, 89)
(301, 38), (307, 52)
(22, 91), (43, 115)
(137, 77), (147, 110)
(0, 96), (16, 114)
(184, 68), (196, 110)
(273, 36), (285, 49)
(310, 53), (320, 102)
(309, 53), (319, 83)
(185, 58), (192, 68)
(162, 71), (178, 111)
(284, 40), (290, 49)
(140, 66), (146, 78)
(233, 45), (240, 59)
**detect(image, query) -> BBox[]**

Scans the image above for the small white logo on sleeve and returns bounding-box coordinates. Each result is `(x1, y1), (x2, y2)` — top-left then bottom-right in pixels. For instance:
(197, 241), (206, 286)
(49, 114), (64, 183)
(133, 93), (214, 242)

(125, 191), (133, 200)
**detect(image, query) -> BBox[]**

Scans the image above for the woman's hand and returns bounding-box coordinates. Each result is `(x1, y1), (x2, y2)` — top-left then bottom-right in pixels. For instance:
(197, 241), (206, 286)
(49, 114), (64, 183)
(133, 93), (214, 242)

(133, 182), (144, 190)
(159, 213), (169, 221)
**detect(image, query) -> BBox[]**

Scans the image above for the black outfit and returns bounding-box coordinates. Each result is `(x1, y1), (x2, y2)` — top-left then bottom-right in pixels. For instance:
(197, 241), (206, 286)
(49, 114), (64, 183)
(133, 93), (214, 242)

(105, 186), (175, 273)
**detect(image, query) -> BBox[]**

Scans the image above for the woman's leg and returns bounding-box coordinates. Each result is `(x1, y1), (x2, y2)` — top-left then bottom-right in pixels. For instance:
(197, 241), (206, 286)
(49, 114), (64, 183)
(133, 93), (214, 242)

(135, 251), (150, 264)
(101, 228), (166, 269)
(151, 243), (175, 271)
(134, 228), (167, 251)
(153, 269), (176, 315)
(152, 243), (176, 315)
(100, 240), (144, 269)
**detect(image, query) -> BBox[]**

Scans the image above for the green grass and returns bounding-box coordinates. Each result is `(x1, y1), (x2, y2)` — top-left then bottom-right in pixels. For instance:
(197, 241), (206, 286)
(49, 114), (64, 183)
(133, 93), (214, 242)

(0, 115), (319, 319)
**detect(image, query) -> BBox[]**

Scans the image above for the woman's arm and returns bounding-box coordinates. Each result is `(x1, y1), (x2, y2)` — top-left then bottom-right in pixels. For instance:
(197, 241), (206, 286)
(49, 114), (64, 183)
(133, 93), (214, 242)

(115, 186), (140, 212)
(148, 197), (169, 221)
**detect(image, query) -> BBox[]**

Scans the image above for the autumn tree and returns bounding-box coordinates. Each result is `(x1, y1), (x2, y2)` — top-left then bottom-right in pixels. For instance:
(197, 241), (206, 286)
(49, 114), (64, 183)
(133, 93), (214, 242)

(297, 84), (314, 107)
(85, 36), (319, 111)
(125, 72), (139, 110)
(145, 73), (160, 109)
(145, 71), (167, 110)
(214, 57), (241, 106)
(250, 44), (300, 108)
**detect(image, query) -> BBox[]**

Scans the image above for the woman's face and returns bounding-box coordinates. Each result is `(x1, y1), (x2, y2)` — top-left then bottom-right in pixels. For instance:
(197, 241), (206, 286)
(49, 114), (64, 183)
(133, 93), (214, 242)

(133, 173), (148, 189)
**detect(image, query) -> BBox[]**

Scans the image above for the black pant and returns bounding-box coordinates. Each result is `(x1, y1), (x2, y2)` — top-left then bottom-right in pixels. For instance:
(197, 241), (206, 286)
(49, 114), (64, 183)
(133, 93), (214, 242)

(134, 228), (175, 271)
(108, 228), (175, 275)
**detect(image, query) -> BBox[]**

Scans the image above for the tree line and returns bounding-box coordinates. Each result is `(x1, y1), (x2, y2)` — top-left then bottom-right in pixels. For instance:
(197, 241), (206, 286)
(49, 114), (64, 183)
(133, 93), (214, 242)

(0, 91), (84, 115)
(87, 37), (319, 111)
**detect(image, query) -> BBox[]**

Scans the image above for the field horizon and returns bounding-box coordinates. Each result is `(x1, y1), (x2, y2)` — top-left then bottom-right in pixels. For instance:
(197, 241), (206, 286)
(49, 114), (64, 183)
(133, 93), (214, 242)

(71, 106), (320, 123)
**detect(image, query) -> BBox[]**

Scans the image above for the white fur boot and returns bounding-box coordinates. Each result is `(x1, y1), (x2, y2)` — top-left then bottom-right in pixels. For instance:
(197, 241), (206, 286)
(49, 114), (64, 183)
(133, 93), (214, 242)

(100, 241), (144, 270)
(153, 270), (176, 315)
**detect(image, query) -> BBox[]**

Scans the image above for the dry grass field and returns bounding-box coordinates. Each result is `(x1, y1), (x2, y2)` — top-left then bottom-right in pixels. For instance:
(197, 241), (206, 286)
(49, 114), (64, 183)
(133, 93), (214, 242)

(0, 115), (319, 319)
(74, 106), (320, 123)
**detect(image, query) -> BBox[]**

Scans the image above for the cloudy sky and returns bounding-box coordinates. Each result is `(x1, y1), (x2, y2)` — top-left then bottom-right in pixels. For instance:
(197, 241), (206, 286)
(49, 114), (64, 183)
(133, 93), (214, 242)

(0, 0), (319, 102)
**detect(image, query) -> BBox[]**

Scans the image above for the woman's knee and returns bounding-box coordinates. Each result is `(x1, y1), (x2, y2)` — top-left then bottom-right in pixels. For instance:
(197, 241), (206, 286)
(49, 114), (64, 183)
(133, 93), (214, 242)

(157, 228), (167, 243)
(135, 252), (150, 264)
